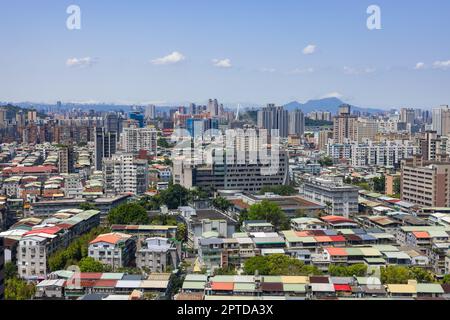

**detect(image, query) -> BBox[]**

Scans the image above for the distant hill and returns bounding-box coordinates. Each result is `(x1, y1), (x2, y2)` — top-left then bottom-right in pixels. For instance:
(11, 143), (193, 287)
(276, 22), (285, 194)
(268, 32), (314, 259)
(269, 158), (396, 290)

(284, 98), (384, 114)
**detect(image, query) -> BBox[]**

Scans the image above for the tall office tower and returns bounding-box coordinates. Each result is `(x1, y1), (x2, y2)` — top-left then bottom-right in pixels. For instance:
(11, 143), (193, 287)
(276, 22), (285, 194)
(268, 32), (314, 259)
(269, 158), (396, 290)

(208, 99), (219, 117)
(323, 112), (332, 122)
(58, 145), (75, 174)
(56, 101), (62, 110)
(189, 103), (197, 115)
(145, 105), (156, 120)
(288, 109), (305, 135)
(257, 104), (289, 137)
(432, 105), (450, 136)
(105, 112), (120, 133)
(186, 118), (219, 138)
(95, 127), (117, 170)
(417, 131), (445, 161)
(121, 127), (158, 155)
(218, 103), (225, 117)
(103, 153), (149, 196)
(332, 104), (358, 143)
(400, 108), (415, 125)
(0, 236), (4, 300)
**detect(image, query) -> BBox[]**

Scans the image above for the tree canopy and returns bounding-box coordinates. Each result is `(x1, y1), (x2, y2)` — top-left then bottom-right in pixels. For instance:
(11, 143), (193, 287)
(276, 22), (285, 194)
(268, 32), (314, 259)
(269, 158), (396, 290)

(107, 203), (150, 225)
(328, 264), (368, 277)
(380, 266), (435, 284)
(247, 200), (288, 230)
(78, 257), (108, 273)
(211, 197), (232, 212)
(243, 254), (322, 276)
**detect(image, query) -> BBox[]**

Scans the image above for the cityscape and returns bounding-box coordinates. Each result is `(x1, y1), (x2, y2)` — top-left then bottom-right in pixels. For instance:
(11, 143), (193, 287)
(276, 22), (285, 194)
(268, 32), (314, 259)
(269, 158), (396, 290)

(1, 0), (450, 309)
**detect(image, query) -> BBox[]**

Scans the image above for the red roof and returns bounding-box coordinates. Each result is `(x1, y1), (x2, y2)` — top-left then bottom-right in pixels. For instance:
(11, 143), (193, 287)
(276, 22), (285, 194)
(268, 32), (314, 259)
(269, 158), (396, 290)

(211, 282), (234, 291)
(412, 231), (430, 239)
(314, 236), (332, 243)
(93, 279), (118, 287)
(3, 165), (58, 175)
(78, 273), (103, 280)
(321, 215), (356, 225)
(325, 247), (348, 256)
(24, 226), (62, 236)
(334, 284), (352, 291)
(329, 235), (346, 242)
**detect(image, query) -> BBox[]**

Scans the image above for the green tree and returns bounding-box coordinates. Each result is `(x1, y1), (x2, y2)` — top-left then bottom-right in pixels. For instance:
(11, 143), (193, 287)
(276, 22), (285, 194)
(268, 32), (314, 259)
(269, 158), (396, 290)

(372, 176), (386, 193)
(108, 203), (150, 225)
(214, 266), (238, 276)
(157, 137), (171, 148)
(5, 278), (36, 300)
(243, 254), (322, 276)
(259, 185), (296, 196)
(442, 274), (450, 284)
(4, 262), (18, 279)
(78, 257), (105, 272)
(176, 223), (187, 242)
(328, 264), (367, 277)
(211, 197), (232, 212)
(160, 184), (190, 209)
(247, 200), (288, 230)
(318, 156), (333, 167)
(79, 202), (97, 211)
(380, 266), (435, 284)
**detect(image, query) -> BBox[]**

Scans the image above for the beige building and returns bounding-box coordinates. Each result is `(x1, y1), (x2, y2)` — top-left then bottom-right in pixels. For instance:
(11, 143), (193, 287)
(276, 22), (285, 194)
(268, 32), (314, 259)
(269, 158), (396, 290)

(401, 156), (450, 207)
(356, 119), (379, 142)
(333, 105), (357, 143)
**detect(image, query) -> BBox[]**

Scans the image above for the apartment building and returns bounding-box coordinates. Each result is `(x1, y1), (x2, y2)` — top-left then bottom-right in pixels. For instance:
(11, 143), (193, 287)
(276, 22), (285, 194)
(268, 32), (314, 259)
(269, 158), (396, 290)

(89, 232), (136, 270)
(300, 176), (359, 218)
(333, 105), (358, 143)
(17, 210), (101, 279)
(103, 152), (149, 196)
(401, 156), (450, 207)
(136, 237), (181, 273)
(120, 127), (158, 155)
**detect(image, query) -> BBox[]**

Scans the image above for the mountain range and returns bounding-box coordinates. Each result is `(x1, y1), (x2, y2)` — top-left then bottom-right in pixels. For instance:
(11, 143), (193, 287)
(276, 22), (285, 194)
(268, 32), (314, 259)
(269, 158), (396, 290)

(283, 97), (385, 114)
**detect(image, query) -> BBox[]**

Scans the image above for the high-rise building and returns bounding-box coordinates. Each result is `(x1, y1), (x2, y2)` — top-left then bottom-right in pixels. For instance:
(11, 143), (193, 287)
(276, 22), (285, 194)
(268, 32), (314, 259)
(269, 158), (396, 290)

(356, 118), (379, 142)
(95, 127), (117, 170)
(186, 118), (219, 138)
(288, 109), (305, 136)
(105, 112), (120, 134)
(401, 156), (450, 207)
(145, 105), (156, 120)
(257, 104), (289, 137)
(208, 99), (219, 117)
(120, 127), (158, 155)
(57, 145), (75, 174)
(129, 112), (145, 128)
(332, 104), (358, 143)
(400, 108), (415, 125)
(103, 153), (149, 196)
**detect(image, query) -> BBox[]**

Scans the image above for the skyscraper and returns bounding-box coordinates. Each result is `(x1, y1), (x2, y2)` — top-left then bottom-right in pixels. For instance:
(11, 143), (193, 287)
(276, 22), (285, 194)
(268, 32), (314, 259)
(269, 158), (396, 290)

(120, 127), (158, 155)
(288, 109), (305, 136)
(432, 105), (450, 136)
(400, 108), (415, 125)
(257, 104), (289, 137)
(58, 145), (75, 174)
(145, 105), (156, 120)
(95, 127), (117, 170)
(208, 99), (219, 117)
(332, 104), (358, 143)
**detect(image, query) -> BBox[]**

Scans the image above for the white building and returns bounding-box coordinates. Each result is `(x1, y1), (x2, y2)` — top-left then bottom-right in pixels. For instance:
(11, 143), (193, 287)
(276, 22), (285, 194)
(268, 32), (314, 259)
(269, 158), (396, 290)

(103, 153), (149, 196)
(136, 237), (181, 273)
(120, 127), (157, 155)
(88, 232), (136, 270)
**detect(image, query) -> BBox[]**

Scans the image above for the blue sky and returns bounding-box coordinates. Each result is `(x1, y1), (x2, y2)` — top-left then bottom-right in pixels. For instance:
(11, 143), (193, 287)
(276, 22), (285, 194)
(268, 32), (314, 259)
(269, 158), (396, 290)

(1, 0), (450, 109)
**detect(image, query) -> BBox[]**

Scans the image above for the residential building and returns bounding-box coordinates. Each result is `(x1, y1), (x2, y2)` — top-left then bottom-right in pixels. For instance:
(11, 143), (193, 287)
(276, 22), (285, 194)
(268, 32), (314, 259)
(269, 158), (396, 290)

(120, 127), (157, 155)
(332, 105), (358, 143)
(136, 237), (181, 272)
(57, 145), (74, 174)
(401, 156), (450, 207)
(103, 153), (149, 196)
(257, 104), (289, 137)
(288, 109), (305, 136)
(0, 236), (4, 300)
(300, 176), (359, 217)
(89, 232), (136, 270)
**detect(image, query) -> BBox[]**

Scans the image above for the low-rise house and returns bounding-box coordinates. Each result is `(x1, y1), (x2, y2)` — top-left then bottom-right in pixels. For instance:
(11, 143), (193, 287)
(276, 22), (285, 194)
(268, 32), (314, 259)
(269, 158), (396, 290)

(136, 237), (181, 273)
(89, 232), (136, 270)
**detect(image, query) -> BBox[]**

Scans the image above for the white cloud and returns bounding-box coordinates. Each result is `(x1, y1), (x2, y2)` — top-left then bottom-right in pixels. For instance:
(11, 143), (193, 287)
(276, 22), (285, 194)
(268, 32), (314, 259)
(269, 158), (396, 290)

(151, 51), (186, 65)
(321, 92), (343, 99)
(343, 66), (376, 75)
(302, 44), (316, 55)
(414, 62), (426, 70)
(66, 57), (97, 68)
(433, 60), (450, 70)
(212, 58), (232, 68)
(288, 67), (315, 75)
